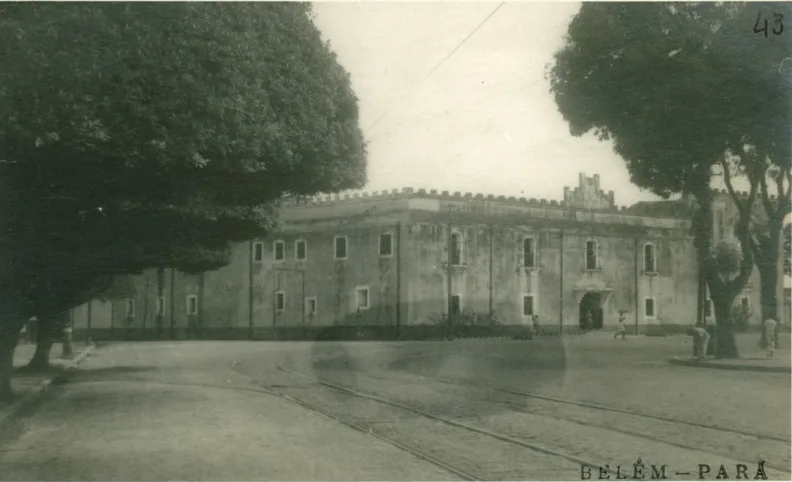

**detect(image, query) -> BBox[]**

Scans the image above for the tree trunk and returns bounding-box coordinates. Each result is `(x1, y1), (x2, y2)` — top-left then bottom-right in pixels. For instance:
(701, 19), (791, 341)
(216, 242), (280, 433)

(156, 266), (165, 339)
(27, 317), (56, 371)
(757, 228), (783, 349)
(0, 321), (23, 403)
(713, 297), (739, 359)
(61, 311), (74, 359)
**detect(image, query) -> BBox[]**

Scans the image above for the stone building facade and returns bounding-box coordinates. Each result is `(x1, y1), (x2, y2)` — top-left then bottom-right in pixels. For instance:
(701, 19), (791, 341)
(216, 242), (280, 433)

(69, 174), (772, 340)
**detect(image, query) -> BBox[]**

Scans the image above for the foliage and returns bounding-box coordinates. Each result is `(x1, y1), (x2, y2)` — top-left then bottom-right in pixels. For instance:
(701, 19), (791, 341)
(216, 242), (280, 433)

(0, 2), (367, 323)
(427, 310), (505, 339)
(731, 305), (754, 333)
(428, 310), (504, 327)
(713, 240), (743, 280)
(547, 2), (791, 357)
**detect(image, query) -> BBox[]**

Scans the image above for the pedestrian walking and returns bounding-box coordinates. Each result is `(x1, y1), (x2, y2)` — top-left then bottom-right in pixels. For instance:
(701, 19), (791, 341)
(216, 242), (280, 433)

(689, 324), (710, 361)
(763, 317), (778, 358)
(614, 313), (627, 340)
(584, 311), (593, 333)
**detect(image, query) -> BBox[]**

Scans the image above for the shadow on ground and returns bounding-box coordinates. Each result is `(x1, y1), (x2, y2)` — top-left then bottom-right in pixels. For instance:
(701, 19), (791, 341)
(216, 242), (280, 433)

(308, 338), (568, 421)
(53, 366), (160, 385)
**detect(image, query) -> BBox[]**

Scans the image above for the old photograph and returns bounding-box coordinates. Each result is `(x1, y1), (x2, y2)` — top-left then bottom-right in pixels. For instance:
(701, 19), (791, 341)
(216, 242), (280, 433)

(0, 1), (790, 480)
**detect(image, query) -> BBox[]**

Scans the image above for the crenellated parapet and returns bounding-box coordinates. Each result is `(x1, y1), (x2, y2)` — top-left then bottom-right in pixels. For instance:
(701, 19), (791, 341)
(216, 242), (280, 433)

(709, 187), (779, 201)
(279, 185), (650, 218)
(563, 172), (616, 211)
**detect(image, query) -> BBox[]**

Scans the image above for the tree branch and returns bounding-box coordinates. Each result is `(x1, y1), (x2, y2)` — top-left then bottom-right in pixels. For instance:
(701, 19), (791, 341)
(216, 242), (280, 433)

(721, 158), (749, 219)
(775, 168), (792, 221)
(759, 170), (775, 220)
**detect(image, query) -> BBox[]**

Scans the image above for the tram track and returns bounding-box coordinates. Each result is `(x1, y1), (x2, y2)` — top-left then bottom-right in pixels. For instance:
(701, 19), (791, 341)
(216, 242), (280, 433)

(376, 347), (787, 443)
(229, 361), (599, 480)
(297, 357), (791, 474)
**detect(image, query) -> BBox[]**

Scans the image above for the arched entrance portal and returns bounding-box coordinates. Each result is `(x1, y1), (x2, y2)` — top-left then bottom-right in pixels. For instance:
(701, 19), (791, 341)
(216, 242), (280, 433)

(579, 292), (604, 330)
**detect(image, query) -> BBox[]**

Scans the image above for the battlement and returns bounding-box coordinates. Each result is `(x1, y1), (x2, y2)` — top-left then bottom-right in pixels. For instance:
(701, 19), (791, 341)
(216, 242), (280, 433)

(710, 188), (779, 201)
(281, 185), (642, 216)
(563, 172), (616, 211)
(279, 181), (780, 220)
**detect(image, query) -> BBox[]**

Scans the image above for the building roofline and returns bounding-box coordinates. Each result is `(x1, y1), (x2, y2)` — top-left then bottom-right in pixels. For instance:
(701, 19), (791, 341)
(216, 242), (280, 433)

(282, 186), (779, 219)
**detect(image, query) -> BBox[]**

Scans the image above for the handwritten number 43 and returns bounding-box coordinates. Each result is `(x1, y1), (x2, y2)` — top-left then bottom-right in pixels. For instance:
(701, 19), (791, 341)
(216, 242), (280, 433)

(754, 11), (784, 37)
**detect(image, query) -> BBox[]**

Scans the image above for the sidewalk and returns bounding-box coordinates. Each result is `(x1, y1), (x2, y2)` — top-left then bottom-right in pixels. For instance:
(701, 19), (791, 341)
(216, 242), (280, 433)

(0, 341), (91, 424)
(0, 342), (456, 480)
(668, 335), (791, 373)
(668, 355), (790, 373)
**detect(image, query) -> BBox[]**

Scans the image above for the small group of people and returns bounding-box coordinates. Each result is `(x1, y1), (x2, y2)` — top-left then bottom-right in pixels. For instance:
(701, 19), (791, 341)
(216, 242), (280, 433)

(688, 316), (780, 361)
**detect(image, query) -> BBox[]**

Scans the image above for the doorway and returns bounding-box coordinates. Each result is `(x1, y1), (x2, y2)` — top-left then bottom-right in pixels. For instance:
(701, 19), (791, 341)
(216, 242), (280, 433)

(579, 292), (603, 330)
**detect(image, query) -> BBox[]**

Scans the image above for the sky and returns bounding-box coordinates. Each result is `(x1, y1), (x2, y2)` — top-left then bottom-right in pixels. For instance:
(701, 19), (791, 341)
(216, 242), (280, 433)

(311, 1), (665, 208)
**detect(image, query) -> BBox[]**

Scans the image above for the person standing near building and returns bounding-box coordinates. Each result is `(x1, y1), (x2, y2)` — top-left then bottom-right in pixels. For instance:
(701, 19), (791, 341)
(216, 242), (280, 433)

(689, 324), (710, 361)
(614, 312), (627, 340)
(532, 314), (541, 336)
(763, 317), (778, 358)
(584, 311), (593, 333)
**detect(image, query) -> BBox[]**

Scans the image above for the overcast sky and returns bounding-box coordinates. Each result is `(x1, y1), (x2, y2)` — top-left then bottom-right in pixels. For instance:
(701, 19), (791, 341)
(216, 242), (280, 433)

(311, 1), (667, 208)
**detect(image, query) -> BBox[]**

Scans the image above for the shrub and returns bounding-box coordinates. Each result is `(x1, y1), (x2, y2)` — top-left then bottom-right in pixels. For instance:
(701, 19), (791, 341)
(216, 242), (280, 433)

(427, 309), (504, 338)
(731, 305), (754, 332)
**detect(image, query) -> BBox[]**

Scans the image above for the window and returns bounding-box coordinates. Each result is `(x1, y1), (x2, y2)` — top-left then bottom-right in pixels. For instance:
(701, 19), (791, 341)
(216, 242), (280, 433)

(275, 291), (285, 312)
(523, 237), (536, 268)
(380, 233), (393, 257)
(273, 240), (285, 262)
(126, 299), (135, 318)
(449, 231), (462, 266)
(645, 298), (656, 318)
(335, 236), (348, 260)
(295, 240), (307, 261)
(355, 287), (370, 310)
(585, 240), (598, 270)
(523, 295), (535, 316)
(740, 297), (750, 312)
(187, 295), (198, 315)
(644, 243), (656, 272)
(450, 295), (462, 315)
(305, 297), (317, 316)
(156, 296), (165, 316)
(253, 242), (264, 262)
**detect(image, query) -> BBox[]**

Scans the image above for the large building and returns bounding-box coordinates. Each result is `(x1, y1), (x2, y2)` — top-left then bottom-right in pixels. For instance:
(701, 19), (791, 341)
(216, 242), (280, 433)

(70, 173), (776, 340)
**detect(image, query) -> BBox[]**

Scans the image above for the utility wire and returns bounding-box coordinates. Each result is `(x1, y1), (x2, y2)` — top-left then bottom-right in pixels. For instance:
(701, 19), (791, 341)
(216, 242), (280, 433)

(365, 2), (506, 136)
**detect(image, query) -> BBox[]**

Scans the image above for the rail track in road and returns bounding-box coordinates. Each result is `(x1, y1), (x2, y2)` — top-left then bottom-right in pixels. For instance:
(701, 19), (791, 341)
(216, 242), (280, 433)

(448, 379), (791, 473)
(296, 357), (791, 474)
(231, 361), (600, 481)
(373, 346), (788, 444)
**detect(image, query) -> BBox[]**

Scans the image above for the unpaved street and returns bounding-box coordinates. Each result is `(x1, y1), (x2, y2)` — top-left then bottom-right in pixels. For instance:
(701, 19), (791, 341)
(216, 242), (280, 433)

(0, 335), (789, 480)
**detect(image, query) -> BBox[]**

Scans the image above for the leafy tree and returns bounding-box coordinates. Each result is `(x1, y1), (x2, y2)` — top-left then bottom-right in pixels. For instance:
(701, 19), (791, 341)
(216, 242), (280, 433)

(548, 2), (790, 357)
(0, 2), (366, 400)
(785, 223), (791, 277)
(721, 152), (790, 348)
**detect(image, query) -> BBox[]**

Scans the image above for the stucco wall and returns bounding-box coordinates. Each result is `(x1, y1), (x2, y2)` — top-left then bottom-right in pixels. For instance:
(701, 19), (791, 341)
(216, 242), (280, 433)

(69, 176), (782, 339)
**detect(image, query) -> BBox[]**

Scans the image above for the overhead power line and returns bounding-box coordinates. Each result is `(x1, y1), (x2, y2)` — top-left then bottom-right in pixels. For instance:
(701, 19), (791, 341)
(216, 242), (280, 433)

(365, 2), (506, 135)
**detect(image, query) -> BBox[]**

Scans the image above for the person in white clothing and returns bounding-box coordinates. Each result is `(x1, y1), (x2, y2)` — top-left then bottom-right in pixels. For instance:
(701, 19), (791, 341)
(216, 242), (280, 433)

(688, 325), (710, 361)
(614, 313), (627, 340)
(763, 318), (778, 358)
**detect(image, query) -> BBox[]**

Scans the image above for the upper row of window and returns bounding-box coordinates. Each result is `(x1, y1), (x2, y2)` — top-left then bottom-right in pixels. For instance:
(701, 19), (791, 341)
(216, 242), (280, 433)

(253, 233), (659, 272)
(253, 233), (394, 263)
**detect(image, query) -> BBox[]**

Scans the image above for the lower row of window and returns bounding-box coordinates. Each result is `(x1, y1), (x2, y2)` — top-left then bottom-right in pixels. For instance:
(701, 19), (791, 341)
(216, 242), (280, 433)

(120, 293), (662, 319)
(123, 296), (198, 318)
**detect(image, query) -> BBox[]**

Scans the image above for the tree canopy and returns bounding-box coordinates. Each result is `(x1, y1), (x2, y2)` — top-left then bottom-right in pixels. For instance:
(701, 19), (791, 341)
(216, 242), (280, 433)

(550, 2), (789, 196)
(548, 2), (791, 357)
(0, 2), (367, 321)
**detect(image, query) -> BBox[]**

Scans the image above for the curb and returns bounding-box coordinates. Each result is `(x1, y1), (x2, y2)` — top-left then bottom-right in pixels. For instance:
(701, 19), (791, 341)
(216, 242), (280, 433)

(0, 344), (96, 427)
(668, 356), (790, 373)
